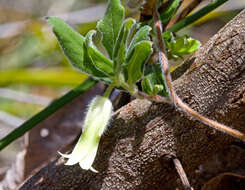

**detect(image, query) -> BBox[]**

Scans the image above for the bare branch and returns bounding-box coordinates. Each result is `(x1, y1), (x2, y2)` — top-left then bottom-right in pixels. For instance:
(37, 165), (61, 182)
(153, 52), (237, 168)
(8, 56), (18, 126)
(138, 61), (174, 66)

(172, 157), (193, 190)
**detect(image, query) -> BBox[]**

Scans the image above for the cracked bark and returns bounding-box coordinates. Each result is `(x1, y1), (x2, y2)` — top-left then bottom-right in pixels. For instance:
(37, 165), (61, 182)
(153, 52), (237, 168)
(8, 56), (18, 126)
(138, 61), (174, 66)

(20, 10), (245, 190)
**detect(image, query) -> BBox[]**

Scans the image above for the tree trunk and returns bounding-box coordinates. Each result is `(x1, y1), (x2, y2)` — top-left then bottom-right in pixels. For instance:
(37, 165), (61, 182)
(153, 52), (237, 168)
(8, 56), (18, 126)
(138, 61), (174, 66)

(20, 9), (245, 190)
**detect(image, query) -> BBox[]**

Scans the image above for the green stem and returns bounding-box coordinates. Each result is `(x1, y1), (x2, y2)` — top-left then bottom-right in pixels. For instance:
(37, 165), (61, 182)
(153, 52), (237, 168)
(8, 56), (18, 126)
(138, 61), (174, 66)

(166, 0), (228, 33)
(0, 77), (97, 151)
(103, 84), (114, 98)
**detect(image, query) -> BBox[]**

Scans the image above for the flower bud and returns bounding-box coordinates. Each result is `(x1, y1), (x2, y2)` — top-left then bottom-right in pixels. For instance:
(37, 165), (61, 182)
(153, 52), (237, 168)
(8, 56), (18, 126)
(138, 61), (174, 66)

(59, 96), (112, 172)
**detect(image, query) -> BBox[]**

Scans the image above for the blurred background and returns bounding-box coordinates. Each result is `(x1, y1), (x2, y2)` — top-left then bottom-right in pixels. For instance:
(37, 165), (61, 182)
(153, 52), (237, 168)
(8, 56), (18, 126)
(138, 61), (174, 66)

(0, 0), (245, 176)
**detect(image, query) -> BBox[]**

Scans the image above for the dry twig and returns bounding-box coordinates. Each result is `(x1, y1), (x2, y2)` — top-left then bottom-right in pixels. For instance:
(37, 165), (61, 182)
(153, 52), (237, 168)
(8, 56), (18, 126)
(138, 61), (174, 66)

(172, 157), (193, 190)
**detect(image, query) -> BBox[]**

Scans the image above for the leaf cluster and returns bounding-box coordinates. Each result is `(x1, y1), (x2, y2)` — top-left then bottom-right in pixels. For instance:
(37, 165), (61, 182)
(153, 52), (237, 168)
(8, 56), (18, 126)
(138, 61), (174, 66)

(48, 0), (154, 95)
(163, 31), (200, 60)
(48, 0), (200, 97)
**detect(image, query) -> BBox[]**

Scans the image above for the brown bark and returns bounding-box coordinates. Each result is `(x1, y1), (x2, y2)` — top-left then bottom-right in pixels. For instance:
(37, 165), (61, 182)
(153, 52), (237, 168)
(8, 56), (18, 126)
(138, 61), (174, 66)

(20, 10), (245, 190)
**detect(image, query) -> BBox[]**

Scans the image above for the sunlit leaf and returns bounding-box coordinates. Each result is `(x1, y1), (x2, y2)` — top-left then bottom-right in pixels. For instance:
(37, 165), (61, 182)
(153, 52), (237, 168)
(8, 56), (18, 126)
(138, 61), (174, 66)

(85, 30), (114, 76)
(141, 63), (168, 96)
(126, 25), (152, 59)
(97, 0), (124, 58)
(124, 41), (152, 84)
(48, 17), (106, 78)
(113, 18), (135, 72)
(163, 32), (201, 60)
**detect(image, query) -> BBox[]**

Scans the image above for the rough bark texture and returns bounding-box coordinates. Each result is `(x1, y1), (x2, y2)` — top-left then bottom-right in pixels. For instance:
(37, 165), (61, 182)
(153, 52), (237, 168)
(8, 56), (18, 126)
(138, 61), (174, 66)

(20, 10), (245, 190)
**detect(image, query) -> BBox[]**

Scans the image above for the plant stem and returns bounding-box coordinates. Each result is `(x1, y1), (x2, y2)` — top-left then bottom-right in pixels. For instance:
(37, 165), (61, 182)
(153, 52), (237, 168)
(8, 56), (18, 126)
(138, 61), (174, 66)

(0, 77), (97, 151)
(103, 84), (114, 98)
(166, 0), (228, 33)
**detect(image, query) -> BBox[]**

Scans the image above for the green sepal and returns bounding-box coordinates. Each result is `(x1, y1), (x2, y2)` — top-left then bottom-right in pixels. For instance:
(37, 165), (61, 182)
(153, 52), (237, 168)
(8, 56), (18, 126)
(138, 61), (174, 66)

(124, 41), (153, 85)
(47, 17), (106, 78)
(85, 30), (114, 76)
(97, 0), (124, 59)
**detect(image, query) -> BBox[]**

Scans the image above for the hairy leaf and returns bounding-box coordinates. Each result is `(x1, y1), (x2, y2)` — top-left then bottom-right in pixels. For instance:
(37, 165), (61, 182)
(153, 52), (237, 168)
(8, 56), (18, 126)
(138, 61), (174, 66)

(125, 41), (152, 84)
(163, 32), (201, 60)
(97, 0), (124, 59)
(113, 18), (136, 72)
(141, 63), (168, 96)
(48, 17), (106, 78)
(85, 30), (114, 76)
(126, 25), (152, 59)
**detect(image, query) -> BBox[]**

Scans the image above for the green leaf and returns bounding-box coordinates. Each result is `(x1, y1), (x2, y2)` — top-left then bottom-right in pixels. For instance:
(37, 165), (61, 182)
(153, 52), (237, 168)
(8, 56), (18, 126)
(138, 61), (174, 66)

(160, 0), (180, 24)
(125, 41), (152, 84)
(141, 77), (153, 95)
(163, 32), (201, 60)
(126, 23), (140, 48)
(113, 18), (135, 72)
(97, 0), (124, 59)
(85, 30), (114, 76)
(141, 63), (168, 96)
(126, 25), (152, 59)
(47, 17), (106, 78)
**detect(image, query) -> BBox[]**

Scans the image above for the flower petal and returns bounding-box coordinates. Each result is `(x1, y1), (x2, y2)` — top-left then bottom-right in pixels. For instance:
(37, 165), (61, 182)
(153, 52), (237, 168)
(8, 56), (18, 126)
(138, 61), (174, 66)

(83, 96), (112, 136)
(58, 151), (71, 158)
(59, 96), (113, 170)
(79, 138), (99, 170)
(65, 135), (90, 165)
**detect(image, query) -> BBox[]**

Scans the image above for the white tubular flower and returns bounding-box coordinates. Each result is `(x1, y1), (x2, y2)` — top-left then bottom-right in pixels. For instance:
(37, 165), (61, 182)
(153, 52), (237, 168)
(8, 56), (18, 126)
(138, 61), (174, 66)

(59, 96), (112, 172)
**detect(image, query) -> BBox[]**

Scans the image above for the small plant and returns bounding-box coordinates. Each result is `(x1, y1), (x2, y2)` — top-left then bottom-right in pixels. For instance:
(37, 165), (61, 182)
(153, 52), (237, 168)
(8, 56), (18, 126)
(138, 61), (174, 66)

(47, 0), (245, 173)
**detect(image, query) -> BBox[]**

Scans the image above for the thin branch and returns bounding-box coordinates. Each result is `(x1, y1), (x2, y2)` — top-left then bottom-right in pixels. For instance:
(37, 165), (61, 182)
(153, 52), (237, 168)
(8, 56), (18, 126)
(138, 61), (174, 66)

(0, 88), (52, 106)
(136, 91), (171, 103)
(172, 157), (193, 190)
(167, 0), (203, 28)
(152, 4), (245, 142)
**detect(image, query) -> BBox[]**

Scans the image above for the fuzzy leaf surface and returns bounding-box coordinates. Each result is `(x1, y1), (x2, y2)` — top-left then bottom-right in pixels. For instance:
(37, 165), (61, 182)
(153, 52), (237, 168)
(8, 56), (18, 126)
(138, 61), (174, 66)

(48, 17), (106, 78)
(113, 18), (135, 72)
(125, 41), (152, 84)
(126, 25), (152, 59)
(85, 30), (114, 76)
(163, 32), (201, 60)
(142, 63), (168, 96)
(97, 0), (124, 59)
